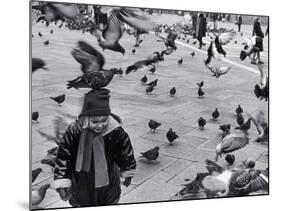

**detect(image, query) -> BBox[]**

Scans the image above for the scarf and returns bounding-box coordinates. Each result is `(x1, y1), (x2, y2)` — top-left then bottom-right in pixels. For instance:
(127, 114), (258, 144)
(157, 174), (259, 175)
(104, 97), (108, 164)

(75, 116), (120, 188)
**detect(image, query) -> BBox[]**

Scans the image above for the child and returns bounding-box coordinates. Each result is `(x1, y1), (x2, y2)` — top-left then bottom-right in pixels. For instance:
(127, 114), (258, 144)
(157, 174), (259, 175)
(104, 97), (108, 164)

(53, 89), (136, 207)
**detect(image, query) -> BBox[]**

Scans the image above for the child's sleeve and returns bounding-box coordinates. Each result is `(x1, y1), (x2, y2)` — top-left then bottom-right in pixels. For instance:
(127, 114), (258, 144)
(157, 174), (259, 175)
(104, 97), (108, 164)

(111, 127), (137, 178)
(53, 122), (79, 189)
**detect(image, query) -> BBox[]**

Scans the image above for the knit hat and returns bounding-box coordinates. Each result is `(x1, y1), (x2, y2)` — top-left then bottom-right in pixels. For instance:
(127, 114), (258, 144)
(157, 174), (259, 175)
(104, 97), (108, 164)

(80, 89), (111, 117)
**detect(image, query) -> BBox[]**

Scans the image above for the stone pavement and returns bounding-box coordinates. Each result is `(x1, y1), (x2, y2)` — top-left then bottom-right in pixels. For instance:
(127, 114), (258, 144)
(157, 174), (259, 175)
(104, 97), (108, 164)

(31, 14), (269, 209)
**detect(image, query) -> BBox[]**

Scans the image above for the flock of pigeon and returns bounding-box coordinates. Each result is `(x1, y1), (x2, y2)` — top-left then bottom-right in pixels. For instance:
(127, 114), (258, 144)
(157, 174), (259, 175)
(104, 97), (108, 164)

(31, 2), (269, 207)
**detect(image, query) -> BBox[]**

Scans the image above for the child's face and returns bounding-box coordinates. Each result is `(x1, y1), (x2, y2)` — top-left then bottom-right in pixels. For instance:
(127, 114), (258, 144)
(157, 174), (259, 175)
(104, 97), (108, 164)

(84, 116), (109, 133)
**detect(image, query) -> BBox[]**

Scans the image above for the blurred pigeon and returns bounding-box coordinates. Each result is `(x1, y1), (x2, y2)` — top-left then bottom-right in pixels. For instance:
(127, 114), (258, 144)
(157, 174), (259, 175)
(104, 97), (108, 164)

(32, 184), (51, 206)
(146, 85), (154, 94)
(140, 146), (160, 161)
(32, 168), (42, 183)
(225, 154), (235, 166)
(198, 117), (206, 129)
(158, 30), (178, 50)
(215, 133), (249, 161)
(205, 65), (231, 78)
(236, 104), (243, 115)
(32, 58), (48, 73)
(212, 108), (220, 120)
(147, 79), (158, 88)
(170, 87), (176, 97)
(236, 114), (244, 126)
(141, 75), (148, 84)
(166, 128), (179, 144)
(148, 65), (156, 74)
(235, 118), (251, 132)
(186, 39), (190, 43)
(38, 32), (43, 37)
(196, 81), (204, 88)
(139, 39), (143, 44)
(204, 31), (235, 65)
(197, 87), (205, 97)
(50, 94), (65, 104)
(50, 29), (53, 34)
(190, 51), (195, 57)
(192, 41), (197, 45)
(43, 40), (49, 45)
(32, 34), (34, 38)
(47, 146), (58, 156)
(67, 41), (120, 89)
(177, 58), (183, 64)
(33, 2), (78, 25)
(41, 155), (56, 168)
(58, 22), (63, 28)
(32, 112), (39, 122)
(219, 124), (231, 134)
(234, 40), (237, 44)
(132, 49), (136, 54)
(148, 120), (161, 132)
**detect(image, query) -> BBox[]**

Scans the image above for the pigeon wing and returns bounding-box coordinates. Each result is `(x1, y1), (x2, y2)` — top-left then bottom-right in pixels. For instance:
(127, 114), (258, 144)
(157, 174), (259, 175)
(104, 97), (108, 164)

(222, 135), (249, 153)
(247, 171), (268, 193)
(103, 11), (123, 44)
(218, 31), (236, 45)
(117, 8), (155, 33)
(205, 159), (225, 174)
(219, 66), (231, 75)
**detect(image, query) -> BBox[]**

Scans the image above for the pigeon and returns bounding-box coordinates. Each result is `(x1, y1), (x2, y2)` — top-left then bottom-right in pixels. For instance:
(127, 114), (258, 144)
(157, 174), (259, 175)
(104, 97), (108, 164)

(32, 184), (51, 206)
(202, 160), (268, 197)
(254, 63), (269, 101)
(215, 133), (249, 161)
(192, 41), (197, 45)
(126, 52), (162, 74)
(67, 41), (120, 89)
(157, 30), (178, 50)
(190, 51), (195, 57)
(198, 117), (206, 129)
(219, 124), (231, 134)
(148, 120), (161, 132)
(166, 128), (179, 144)
(140, 146), (160, 161)
(225, 154), (235, 166)
(212, 108), (220, 120)
(50, 94), (65, 104)
(204, 31), (236, 65)
(205, 65), (231, 78)
(32, 112), (39, 121)
(146, 85), (154, 94)
(38, 32), (43, 37)
(32, 58), (48, 73)
(170, 87), (176, 97)
(177, 58), (183, 64)
(132, 49), (136, 54)
(147, 79), (158, 88)
(236, 104), (243, 115)
(32, 34), (34, 38)
(50, 29), (53, 34)
(32, 168), (43, 183)
(235, 118), (252, 132)
(47, 146), (58, 156)
(186, 39), (190, 43)
(141, 75), (148, 84)
(148, 65), (156, 74)
(242, 158), (256, 169)
(236, 114), (244, 126)
(197, 87), (205, 97)
(43, 40), (49, 45)
(41, 155), (56, 168)
(196, 81), (204, 88)
(33, 2), (78, 26)
(58, 22), (64, 28)
(160, 48), (174, 58)
(139, 39), (143, 44)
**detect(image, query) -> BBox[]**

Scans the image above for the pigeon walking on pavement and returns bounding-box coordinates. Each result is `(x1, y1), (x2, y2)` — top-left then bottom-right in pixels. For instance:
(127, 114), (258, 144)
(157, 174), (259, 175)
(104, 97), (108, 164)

(141, 75), (148, 84)
(197, 87), (205, 98)
(148, 65), (156, 74)
(170, 87), (176, 97)
(177, 58), (183, 64)
(148, 120), (161, 132)
(196, 81), (204, 88)
(50, 94), (65, 105)
(198, 117), (206, 129)
(212, 108), (220, 120)
(32, 58), (48, 73)
(166, 128), (179, 144)
(140, 146), (160, 161)
(32, 112), (39, 122)
(219, 124), (231, 134)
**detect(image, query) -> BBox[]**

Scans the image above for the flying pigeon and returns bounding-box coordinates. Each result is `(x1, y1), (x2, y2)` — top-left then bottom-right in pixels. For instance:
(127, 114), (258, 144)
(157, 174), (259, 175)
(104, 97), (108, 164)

(215, 133), (249, 161)
(67, 41), (120, 89)
(196, 81), (204, 88)
(205, 65), (231, 78)
(204, 31), (236, 65)
(157, 30), (178, 50)
(141, 75), (148, 84)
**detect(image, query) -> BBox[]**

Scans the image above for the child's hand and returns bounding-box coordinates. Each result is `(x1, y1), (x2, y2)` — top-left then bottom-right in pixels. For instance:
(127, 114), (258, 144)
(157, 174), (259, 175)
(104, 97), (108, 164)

(123, 177), (132, 187)
(56, 187), (72, 201)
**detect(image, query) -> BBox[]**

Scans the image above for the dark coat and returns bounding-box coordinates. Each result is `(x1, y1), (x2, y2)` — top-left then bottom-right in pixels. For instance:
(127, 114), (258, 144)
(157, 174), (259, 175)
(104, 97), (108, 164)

(54, 120), (136, 206)
(252, 21), (264, 51)
(196, 16), (207, 38)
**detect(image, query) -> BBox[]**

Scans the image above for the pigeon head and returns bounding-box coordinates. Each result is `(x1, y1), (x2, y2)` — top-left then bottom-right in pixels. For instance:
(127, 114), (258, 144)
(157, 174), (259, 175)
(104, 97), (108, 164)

(154, 146), (160, 151)
(243, 158), (255, 169)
